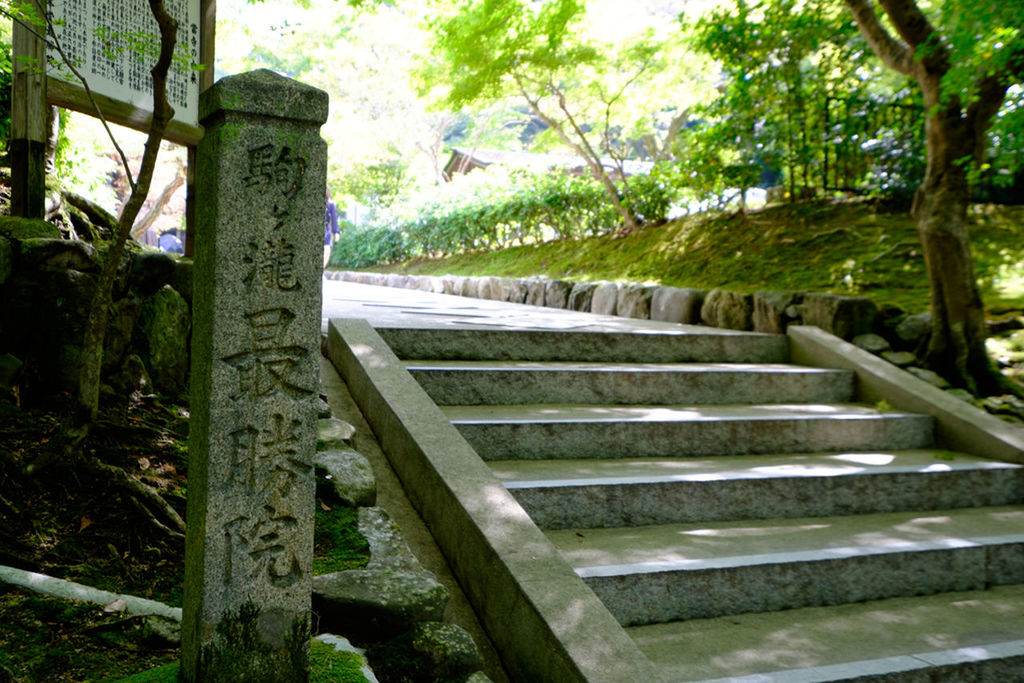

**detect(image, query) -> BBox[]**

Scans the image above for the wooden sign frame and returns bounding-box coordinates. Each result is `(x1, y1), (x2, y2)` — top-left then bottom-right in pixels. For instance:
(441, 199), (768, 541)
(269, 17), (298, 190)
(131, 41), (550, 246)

(11, 0), (215, 254)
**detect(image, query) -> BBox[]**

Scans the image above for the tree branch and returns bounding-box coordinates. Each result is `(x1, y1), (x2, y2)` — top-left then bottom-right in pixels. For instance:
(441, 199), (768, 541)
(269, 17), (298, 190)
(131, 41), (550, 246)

(842, 0), (915, 75)
(876, 0), (949, 74)
(76, 0), (177, 425)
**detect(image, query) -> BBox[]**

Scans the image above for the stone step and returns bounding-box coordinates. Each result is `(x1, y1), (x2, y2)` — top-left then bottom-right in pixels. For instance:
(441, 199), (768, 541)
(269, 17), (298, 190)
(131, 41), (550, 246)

(490, 450), (1024, 529)
(443, 403), (935, 460)
(546, 505), (1024, 626)
(626, 584), (1024, 681)
(376, 326), (789, 363)
(405, 360), (855, 406)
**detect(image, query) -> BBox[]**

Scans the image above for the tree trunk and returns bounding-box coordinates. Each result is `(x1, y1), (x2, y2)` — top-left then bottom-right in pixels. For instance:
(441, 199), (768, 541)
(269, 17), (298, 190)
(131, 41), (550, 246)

(842, 0), (1016, 394)
(913, 118), (999, 395)
(130, 160), (185, 240)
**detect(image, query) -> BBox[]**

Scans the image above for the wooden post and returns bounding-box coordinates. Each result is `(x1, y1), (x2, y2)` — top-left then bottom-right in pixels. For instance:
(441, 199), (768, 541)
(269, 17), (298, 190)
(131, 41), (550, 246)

(11, 0), (48, 219)
(184, 0), (217, 257)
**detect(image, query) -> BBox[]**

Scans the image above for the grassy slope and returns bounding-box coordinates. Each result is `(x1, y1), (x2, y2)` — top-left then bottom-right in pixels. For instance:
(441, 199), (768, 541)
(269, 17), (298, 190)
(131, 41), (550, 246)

(371, 200), (1024, 314)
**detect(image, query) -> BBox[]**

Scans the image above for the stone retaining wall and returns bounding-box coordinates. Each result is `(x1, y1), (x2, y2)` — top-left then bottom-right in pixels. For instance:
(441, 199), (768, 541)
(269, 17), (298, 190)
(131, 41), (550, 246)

(328, 270), (886, 342)
(0, 226), (193, 403)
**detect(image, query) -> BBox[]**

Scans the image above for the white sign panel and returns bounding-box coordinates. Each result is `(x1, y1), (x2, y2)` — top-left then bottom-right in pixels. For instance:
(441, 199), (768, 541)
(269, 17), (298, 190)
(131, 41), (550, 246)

(46, 0), (201, 127)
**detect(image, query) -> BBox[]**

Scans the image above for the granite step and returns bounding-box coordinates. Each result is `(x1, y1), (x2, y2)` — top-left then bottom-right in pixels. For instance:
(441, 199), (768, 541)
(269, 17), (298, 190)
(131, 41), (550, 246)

(443, 403), (935, 460)
(376, 325), (789, 363)
(626, 584), (1024, 682)
(490, 450), (1024, 529)
(546, 505), (1024, 626)
(405, 360), (855, 406)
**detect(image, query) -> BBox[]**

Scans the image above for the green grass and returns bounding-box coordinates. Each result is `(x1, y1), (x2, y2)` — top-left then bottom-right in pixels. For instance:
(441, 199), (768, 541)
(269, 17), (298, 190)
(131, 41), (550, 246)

(365, 200), (1024, 314)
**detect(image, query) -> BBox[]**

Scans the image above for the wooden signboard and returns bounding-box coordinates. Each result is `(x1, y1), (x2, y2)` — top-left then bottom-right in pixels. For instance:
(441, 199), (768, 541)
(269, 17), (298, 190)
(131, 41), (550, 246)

(11, 0), (215, 239)
(45, 0), (212, 145)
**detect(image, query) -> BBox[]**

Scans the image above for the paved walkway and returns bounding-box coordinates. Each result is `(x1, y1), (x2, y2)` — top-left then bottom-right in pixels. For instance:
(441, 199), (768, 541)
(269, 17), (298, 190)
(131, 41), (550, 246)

(320, 278), (708, 333)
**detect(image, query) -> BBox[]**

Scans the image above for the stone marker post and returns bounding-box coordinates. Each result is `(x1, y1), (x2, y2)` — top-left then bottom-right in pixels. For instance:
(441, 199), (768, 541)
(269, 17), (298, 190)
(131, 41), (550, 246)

(182, 69), (328, 682)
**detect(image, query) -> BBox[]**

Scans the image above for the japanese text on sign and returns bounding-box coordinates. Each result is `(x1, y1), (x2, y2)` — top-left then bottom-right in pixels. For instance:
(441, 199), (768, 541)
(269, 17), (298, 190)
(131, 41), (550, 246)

(46, 0), (201, 126)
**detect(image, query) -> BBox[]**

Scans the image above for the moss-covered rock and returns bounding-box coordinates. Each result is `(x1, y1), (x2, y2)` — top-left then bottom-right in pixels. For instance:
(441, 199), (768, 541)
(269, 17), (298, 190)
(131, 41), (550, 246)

(0, 215), (61, 240)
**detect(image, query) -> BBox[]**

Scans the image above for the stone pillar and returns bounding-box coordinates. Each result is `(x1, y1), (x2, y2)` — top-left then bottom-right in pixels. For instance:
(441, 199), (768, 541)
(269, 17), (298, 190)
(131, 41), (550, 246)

(182, 69), (328, 682)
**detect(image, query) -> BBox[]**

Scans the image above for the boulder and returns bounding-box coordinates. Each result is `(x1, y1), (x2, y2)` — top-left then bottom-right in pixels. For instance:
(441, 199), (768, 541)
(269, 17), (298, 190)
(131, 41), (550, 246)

(753, 291), (802, 334)
(441, 275), (464, 296)
(103, 295), (143, 372)
(315, 449), (376, 508)
(140, 615), (181, 647)
(617, 284), (656, 320)
(945, 388), (975, 403)
(905, 366), (950, 389)
(128, 250), (178, 296)
(701, 289), (753, 330)
(385, 273), (408, 289)
(800, 293), (877, 339)
(318, 417), (357, 451)
(981, 395), (1024, 421)
(853, 333), (891, 355)
(525, 278), (546, 306)
(462, 277), (479, 298)
(419, 276), (445, 293)
(313, 570), (448, 640)
(139, 285), (191, 395)
(590, 282), (619, 316)
(369, 622), (483, 683)
(504, 278), (528, 304)
(18, 238), (98, 273)
(882, 350), (917, 367)
(0, 215), (61, 240)
(651, 287), (704, 325)
(169, 258), (193, 305)
(478, 276), (504, 301)
(109, 353), (152, 396)
(895, 313), (931, 348)
(359, 507), (420, 572)
(567, 282), (598, 312)
(543, 279), (573, 309)
(316, 396), (332, 419)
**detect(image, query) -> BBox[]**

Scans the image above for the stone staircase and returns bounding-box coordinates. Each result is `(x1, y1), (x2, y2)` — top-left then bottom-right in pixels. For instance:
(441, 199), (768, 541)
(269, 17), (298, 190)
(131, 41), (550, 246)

(384, 326), (1024, 681)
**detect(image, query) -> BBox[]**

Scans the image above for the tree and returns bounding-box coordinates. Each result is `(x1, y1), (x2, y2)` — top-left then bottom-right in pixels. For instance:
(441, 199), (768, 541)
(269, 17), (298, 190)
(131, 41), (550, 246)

(219, 0), (448, 199)
(681, 0), (902, 204)
(7, 0), (187, 536)
(843, 0), (1024, 394)
(422, 0), (712, 232)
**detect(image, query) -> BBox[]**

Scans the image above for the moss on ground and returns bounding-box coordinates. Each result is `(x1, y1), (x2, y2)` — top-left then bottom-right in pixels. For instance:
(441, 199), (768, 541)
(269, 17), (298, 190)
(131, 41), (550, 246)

(117, 639), (371, 682)
(365, 200), (1024, 314)
(314, 504), (370, 575)
(0, 588), (178, 682)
